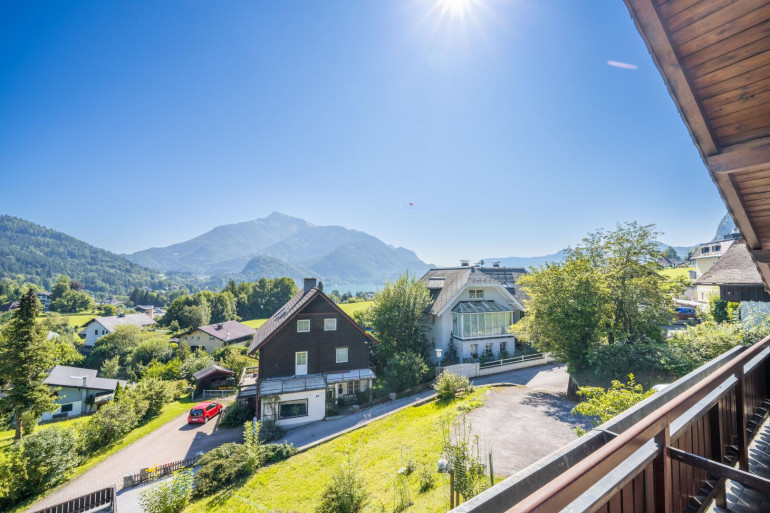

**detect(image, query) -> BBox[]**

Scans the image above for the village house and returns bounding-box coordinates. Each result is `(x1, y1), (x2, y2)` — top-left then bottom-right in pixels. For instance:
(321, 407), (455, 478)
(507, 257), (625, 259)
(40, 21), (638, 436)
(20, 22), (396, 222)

(41, 365), (127, 421)
(180, 320), (256, 353)
(694, 242), (770, 315)
(245, 278), (376, 427)
(420, 262), (525, 362)
(689, 237), (739, 279)
(78, 313), (156, 347)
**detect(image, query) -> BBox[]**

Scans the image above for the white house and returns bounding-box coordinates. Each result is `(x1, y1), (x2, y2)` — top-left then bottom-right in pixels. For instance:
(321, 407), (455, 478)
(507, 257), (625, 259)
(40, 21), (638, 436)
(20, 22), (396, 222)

(690, 238), (738, 279)
(420, 264), (526, 362)
(78, 313), (156, 347)
(42, 365), (127, 421)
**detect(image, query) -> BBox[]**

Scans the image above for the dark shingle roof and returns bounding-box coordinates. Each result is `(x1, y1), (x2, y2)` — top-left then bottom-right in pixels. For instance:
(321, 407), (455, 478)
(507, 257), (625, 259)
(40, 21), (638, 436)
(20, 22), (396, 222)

(44, 365), (127, 391)
(248, 287), (374, 355)
(696, 243), (763, 285)
(690, 238), (736, 260)
(193, 321), (256, 342)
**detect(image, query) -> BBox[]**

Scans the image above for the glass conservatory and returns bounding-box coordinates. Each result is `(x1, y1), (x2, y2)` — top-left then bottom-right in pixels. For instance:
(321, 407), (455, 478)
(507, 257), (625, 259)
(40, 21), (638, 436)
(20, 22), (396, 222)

(451, 301), (514, 340)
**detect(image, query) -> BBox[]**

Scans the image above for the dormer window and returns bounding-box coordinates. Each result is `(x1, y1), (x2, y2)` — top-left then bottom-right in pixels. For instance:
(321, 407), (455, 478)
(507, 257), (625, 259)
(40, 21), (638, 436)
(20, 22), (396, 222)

(469, 289), (484, 299)
(712, 245), (721, 252)
(702, 247), (710, 254)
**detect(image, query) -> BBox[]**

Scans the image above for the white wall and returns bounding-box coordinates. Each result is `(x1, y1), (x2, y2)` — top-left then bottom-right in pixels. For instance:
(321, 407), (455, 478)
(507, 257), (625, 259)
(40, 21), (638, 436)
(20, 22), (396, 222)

(427, 283), (521, 361)
(83, 320), (109, 347)
(262, 389), (326, 428)
(442, 354), (555, 378)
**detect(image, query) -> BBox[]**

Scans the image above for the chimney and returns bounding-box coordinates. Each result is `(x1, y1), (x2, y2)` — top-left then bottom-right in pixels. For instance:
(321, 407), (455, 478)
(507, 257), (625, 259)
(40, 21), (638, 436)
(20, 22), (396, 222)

(303, 278), (317, 294)
(82, 376), (87, 388)
(217, 323), (223, 330)
(460, 260), (470, 267)
(493, 261), (500, 268)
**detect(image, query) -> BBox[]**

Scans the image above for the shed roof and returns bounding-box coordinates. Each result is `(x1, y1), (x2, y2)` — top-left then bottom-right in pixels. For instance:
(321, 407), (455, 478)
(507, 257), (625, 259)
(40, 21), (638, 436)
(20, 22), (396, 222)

(192, 364), (235, 381)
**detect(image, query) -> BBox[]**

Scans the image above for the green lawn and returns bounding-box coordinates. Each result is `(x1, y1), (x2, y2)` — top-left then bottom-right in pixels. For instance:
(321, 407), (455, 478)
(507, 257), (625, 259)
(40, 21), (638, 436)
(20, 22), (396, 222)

(185, 388), (491, 513)
(36, 311), (98, 328)
(659, 267), (694, 281)
(241, 318), (267, 329)
(241, 301), (373, 330)
(6, 395), (196, 513)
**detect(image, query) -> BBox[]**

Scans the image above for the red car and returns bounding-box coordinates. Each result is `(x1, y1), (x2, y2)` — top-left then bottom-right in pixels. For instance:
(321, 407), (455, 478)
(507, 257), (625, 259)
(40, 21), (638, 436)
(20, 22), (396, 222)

(187, 402), (222, 424)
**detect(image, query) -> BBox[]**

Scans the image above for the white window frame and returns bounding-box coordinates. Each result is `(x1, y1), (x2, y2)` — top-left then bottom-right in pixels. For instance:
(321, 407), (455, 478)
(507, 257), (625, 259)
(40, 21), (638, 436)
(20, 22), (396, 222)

(469, 289), (484, 299)
(324, 318), (337, 331)
(336, 347), (348, 363)
(297, 319), (310, 332)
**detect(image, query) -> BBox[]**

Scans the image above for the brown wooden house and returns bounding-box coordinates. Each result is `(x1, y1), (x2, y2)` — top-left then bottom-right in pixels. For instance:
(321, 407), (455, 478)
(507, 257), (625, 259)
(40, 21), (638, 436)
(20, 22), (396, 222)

(245, 278), (376, 427)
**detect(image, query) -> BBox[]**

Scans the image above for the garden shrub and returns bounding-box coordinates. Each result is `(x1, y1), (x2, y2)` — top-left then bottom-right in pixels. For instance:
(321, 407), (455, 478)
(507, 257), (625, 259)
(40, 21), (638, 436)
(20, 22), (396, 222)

(0, 447), (27, 507)
(220, 403), (253, 428)
(130, 378), (173, 418)
(20, 426), (80, 497)
(316, 450), (368, 513)
(258, 418), (284, 442)
(139, 469), (194, 513)
(79, 400), (138, 452)
(384, 352), (429, 393)
(434, 371), (472, 400)
(418, 465), (435, 492)
(572, 375), (655, 425)
(260, 442), (297, 464)
(193, 443), (251, 498)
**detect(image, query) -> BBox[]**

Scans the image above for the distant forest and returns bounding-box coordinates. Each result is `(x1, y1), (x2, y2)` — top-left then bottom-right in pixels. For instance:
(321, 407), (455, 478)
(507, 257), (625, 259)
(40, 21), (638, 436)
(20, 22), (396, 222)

(0, 215), (173, 295)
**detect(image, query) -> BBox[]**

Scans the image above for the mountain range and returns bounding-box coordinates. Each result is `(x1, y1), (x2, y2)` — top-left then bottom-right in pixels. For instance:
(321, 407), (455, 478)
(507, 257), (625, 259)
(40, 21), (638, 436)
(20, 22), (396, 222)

(125, 212), (431, 287)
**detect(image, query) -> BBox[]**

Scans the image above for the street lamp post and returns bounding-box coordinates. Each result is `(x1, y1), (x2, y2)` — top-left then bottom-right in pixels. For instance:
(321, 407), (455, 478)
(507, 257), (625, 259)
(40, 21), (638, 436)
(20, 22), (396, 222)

(435, 348), (443, 376)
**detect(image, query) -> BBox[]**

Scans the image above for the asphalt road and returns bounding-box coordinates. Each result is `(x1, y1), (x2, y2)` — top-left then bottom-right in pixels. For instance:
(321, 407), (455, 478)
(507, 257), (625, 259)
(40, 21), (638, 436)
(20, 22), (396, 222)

(27, 406), (242, 512)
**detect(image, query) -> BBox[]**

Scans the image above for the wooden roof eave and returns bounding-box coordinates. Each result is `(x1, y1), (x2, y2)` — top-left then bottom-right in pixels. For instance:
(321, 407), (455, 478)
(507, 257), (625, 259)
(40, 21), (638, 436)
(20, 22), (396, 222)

(624, 0), (770, 289)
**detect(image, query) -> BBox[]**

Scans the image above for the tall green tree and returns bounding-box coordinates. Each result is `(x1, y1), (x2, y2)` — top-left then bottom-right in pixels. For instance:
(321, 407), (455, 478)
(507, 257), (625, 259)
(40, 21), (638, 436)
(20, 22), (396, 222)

(0, 290), (57, 440)
(513, 223), (683, 372)
(364, 273), (431, 371)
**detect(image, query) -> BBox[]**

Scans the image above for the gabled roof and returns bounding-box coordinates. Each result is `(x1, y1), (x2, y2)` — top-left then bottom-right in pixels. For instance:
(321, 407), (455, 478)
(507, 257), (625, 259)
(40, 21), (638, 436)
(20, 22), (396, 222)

(248, 287), (376, 355)
(192, 364), (235, 381)
(420, 267), (524, 316)
(80, 313), (156, 333)
(690, 239), (736, 260)
(696, 243), (764, 286)
(44, 365), (127, 391)
(190, 320), (256, 342)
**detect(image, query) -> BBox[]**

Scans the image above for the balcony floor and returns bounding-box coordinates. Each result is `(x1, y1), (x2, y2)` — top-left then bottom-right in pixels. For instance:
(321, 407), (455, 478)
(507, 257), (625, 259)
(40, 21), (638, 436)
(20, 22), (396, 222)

(716, 416), (770, 513)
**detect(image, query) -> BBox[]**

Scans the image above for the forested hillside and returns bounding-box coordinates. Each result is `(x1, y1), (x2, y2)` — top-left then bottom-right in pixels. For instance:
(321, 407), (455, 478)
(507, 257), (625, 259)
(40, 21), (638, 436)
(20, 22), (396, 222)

(0, 216), (172, 295)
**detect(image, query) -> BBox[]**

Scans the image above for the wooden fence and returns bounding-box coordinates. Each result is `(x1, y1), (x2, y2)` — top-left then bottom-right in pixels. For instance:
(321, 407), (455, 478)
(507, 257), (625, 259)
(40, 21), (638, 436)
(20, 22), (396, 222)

(33, 486), (115, 513)
(125, 454), (201, 488)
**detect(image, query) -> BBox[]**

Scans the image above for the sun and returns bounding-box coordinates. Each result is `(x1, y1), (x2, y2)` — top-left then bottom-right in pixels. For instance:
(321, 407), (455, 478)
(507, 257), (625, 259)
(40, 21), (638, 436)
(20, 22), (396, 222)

(436, 0), (477, 19)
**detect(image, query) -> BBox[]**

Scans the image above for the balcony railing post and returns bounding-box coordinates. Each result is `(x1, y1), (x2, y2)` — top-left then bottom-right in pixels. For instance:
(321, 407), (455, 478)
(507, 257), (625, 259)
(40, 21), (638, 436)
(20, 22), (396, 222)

(653, 425), (673, 513)
(709, 403), (727, 508)
(736, 369), (748, 471)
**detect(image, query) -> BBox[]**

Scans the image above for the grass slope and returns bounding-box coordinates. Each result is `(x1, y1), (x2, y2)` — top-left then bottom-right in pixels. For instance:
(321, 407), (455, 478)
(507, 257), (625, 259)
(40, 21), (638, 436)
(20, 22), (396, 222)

(660, 267), (694, 281)
(240, 301), (373, 330)
(186, 389), (489, 513)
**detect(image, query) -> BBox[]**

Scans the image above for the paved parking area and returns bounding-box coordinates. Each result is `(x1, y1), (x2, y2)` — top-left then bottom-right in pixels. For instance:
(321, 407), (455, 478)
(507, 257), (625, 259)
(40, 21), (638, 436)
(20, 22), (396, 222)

(468, 364), (593, 476)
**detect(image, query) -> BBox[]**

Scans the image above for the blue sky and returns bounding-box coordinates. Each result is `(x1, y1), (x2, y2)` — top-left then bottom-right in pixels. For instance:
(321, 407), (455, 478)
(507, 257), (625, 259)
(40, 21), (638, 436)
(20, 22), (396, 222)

(0, 0), (727, 266)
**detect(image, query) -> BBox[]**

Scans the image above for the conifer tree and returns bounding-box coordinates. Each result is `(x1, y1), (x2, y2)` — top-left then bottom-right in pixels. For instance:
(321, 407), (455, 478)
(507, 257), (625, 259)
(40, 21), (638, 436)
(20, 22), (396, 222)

(0, 290), (56, 440)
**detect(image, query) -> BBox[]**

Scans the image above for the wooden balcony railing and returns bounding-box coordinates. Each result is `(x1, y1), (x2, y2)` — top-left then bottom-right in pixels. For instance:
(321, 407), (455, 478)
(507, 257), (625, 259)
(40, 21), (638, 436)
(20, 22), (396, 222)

(455, 337), (770, 513)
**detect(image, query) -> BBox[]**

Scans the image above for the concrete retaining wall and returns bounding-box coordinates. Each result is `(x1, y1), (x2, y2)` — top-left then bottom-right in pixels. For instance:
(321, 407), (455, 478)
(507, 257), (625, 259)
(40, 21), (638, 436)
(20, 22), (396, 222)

(443, 355), (556, 379)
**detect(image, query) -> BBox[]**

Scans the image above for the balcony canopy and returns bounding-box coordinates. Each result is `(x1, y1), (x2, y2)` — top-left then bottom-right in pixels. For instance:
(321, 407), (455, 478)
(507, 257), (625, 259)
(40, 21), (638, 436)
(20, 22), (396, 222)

(452, 301), (511, 314)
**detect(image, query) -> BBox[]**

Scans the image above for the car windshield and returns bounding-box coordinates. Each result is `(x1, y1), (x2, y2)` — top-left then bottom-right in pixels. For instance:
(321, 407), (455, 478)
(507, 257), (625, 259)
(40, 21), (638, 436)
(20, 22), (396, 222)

(190, 409), (204, 416)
